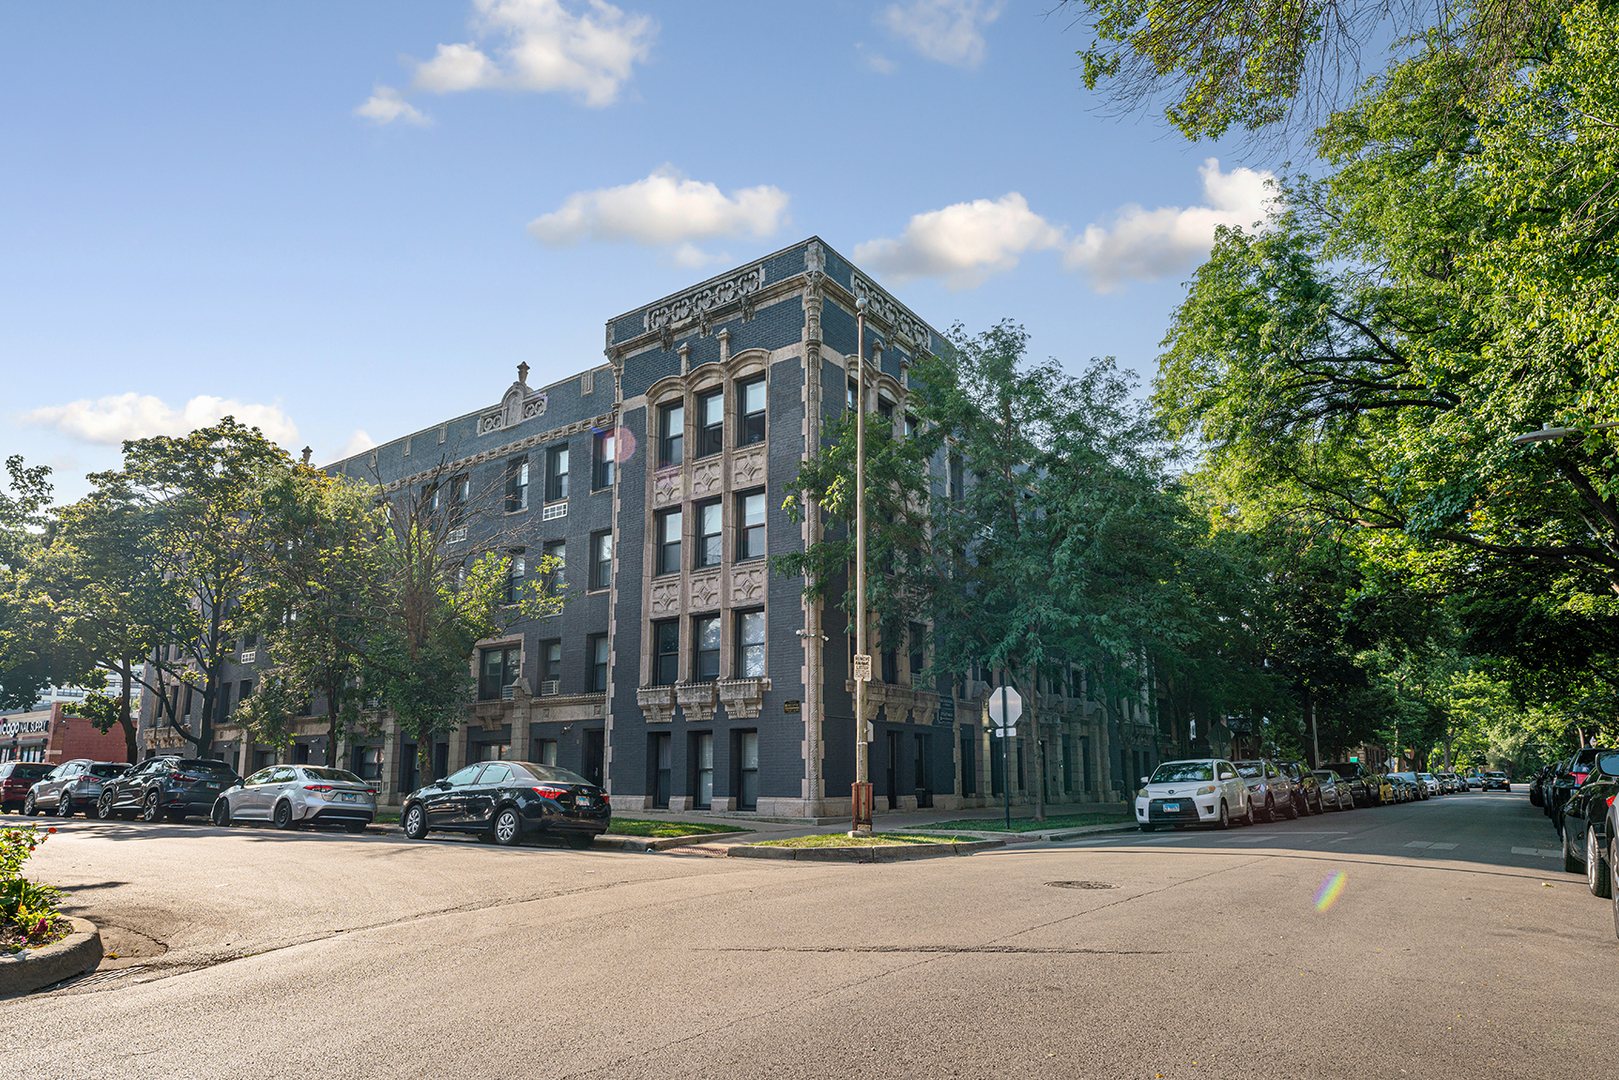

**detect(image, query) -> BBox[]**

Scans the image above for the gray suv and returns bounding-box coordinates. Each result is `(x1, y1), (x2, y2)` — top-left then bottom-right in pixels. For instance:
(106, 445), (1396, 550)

(22, 759), (128, 817)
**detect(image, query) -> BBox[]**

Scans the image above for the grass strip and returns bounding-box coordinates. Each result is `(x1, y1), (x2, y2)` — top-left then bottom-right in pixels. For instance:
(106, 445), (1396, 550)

(921, 813), (1131, 833)
(605, 818), (747, 838)
(755, 832), (980, 848)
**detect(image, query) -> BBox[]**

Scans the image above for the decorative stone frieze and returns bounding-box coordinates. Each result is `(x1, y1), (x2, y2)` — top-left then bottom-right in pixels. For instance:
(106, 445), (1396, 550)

(383, 413), (615, 495)
(851, 271), (930, 351)
(650, 578), (682, 617)
(643, 263), (765, 335)
(717, 677), (770, 720)
(731, 445), (766, 488)
(675, 682), (719, 725)
(652, 467), (684, 507)
(637, 686), (676, 724)
(843, 680), (938, 724)
(691, 458), (723, 498)
(689, 571), (721, 611)
(730, 564), (766, 605)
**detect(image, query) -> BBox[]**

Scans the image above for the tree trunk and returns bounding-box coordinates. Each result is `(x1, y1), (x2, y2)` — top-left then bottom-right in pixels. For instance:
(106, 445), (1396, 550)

(325, 682), (342, 768)
(1027, 665), (1046, 821)
(118, 660), (138, 763)
(418, 739), (435, 787)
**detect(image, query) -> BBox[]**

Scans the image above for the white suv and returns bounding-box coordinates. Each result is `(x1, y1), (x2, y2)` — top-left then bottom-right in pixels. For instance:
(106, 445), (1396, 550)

(1136, 759), (1250, 831)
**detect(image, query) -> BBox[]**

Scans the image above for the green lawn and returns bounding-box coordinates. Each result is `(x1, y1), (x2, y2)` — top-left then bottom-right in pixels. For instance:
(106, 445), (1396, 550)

(605, 818), (747, 838)
(756, 832), (981, 848)
(920, 813), (1131, 833)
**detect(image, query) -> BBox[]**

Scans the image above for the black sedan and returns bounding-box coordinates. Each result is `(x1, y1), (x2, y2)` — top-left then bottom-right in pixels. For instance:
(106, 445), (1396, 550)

(1560, 752), (1619, 895)
(400, 760), (610, 848)
(97, 756), (240, 822)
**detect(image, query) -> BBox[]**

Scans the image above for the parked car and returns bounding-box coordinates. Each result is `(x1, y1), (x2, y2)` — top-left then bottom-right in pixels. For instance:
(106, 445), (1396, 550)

(1417, 772), (1442, 796)
(1386, 775), (1415, 802)
(0, 761), (56, 813)
(400, 760), (611, 848)
(1135, 759), (1251, 831)
(97, 756), (240, 822)
(211, 765), (376, 832)
(1481, 770), (1510, 792)
(1557, 751), (1619, 895)
(22, 760), (128, 816)
(1313, 770), (1356, 811)
(1321, 762), (1379, 807)
(1549, 750), (1610, 831)
(1279, 761), (1324, 815)
(1390, 771), (1429, 800)
(1233, 759), (1296, 821)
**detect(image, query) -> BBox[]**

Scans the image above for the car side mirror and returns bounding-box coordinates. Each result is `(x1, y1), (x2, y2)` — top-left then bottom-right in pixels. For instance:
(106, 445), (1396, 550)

(435, 779), (451, 790)
(1139, 776), (1149, 786)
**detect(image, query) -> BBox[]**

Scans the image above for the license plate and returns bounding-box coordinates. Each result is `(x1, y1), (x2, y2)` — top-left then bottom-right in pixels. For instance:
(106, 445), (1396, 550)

(204, 783), (220, 790)
(1162, 802), (1180, 813)
(338, 793), (359, 803)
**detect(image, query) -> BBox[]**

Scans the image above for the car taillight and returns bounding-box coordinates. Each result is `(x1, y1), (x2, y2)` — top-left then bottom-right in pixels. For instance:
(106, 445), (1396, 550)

(173, 772), (201, 782)
(304, 784), (335, 792)
(1574, 772), (1589, 785)
(533, 785), (568, 800)
(1607, 795), (1616, 808)
(365, 788), (377, 796)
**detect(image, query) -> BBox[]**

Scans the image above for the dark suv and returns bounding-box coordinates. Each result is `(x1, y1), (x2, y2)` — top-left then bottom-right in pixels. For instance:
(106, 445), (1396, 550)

(97, 756), (239, 823)
(1322, 762), (1380, 807)
(1, 761), (56, 813)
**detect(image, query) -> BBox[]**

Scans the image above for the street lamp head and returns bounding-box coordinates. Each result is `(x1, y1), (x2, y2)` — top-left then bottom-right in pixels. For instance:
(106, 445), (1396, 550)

(855, 297), (867, 313)
(1511, 423), (1579, 445)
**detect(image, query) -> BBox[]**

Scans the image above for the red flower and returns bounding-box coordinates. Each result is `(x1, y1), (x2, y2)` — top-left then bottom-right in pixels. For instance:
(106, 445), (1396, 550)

(46, 827), (57, 834)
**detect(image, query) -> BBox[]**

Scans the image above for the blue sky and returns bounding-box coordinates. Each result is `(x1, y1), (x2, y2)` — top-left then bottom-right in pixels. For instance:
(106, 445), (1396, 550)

(1, 1), (1274, 500)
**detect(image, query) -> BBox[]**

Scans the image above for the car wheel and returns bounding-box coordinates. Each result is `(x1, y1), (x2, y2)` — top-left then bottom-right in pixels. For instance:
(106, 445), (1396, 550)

(402, 803), (429, 840)
(97, 791), (115, 819)
(343, 820), (366, 834)
(1138, 823), (1156, 833)
(272, 800), (294, 830)
(1588, 829), (1611, 899)
(493, 807), (522, 846)
(212, 800), (232, 827)
(1217, 801), (1231, 830)
(565, 832), (592, 850)
(1256, 797), (1272, 823)
(1284, 797), (1299, 820)
(22, 793), (38, 816)
(1611, 837), (1619, 940)
(140, 791), (162, 823)
(1563, 826), (1582, 874)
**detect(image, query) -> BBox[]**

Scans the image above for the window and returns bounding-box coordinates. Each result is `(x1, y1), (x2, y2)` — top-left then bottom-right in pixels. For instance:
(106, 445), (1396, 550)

(506, 552), (526, 604)
(505, 455), (529, 512)
(693, 615), (720, 682)
(847, 379), (859, 411)
(909, 622), (926, 684)
(878, 396), (895, 421)
(653, 620), (680, 685)
(881, 646), (898, 685)
(240, 680), (252, 702)
(593, 429), (616, 489)
(696, 500), (722, 568)
(589, 530), (612, 591)
(540, 640), (561, 693)
(542, 539), (565, 591)
(588, 634), (609, 693)
(535, 739), (558, 766)
(479, 644), (521, 701)
(655, 509), (681, 576)
(693, 732), (713, 809)
(355, 746), (382, 780)
(739, 377), (766, 445)
(736, 609), (765, 678)
(948, 453), (964, 503)
(697, 388), (724, 457)
(659, 401), (684, 467)
(737, 491), (765, 560)
(904, 413), (917, 438)
(736, 730), (759, 810)
(545, 445), (569, 502)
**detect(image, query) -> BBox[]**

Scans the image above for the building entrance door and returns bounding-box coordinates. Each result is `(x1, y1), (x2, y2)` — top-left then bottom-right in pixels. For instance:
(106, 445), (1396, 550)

(583, 729), (605, 788)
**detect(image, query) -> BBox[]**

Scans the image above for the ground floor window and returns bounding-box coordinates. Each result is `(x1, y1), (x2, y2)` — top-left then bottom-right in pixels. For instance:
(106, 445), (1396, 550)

(354, 745), (382, 780)
(534, 739), (557, 766)
(476, 743), (509, 762)
(692, 732), (713, 809)
(961, 731), (977, 796)
(735, 730), (758, 810)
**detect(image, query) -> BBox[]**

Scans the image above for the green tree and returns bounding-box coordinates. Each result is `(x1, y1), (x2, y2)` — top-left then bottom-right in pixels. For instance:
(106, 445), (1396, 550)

(0, 457), (56, 712)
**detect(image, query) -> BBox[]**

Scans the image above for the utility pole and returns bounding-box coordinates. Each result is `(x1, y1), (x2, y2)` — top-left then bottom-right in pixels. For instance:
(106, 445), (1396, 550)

(851, 296), (872, 833)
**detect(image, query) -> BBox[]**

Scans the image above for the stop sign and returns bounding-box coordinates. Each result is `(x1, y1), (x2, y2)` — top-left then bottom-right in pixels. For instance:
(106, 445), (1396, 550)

(987, 686), (1023, 729)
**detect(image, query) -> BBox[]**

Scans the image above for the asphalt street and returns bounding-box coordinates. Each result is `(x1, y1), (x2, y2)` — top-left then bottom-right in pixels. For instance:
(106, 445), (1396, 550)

(3, 789), (1607, 1079)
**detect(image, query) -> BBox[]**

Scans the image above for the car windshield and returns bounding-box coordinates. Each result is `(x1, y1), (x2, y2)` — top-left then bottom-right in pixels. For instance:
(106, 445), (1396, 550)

(177, 759), (237, 777)
(1234, 763), (1262, 778)
(300, 767), (364, 783)
(1486, 771), (1506, 778)
(1313, 771), (1337, 782)
(87, 764), (127, 778)
(1149, 762), (1213, 783)
(510, 762), (594, 786)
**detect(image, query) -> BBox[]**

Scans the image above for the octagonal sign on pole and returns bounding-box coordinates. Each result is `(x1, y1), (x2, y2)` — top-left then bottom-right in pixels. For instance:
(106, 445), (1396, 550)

(988, 686), (1022, 734)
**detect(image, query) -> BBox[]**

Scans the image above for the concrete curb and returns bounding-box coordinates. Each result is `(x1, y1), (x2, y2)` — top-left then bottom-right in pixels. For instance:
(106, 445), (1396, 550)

(592, 832), (747, 852)
(726, 838), (1005, 862)
(896, 822), (1137, 843)
(0, 917), (103, 998)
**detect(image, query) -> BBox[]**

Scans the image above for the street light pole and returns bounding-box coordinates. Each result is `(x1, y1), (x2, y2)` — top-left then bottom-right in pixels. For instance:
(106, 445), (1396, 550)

(852, 296), (872, 832)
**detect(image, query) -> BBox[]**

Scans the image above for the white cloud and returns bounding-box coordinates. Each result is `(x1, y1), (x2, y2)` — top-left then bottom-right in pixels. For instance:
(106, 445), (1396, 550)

(20, 393), (299, 446)
(354, 86), (431, 126)
(854, 43), (897, 75)
(411, 0), (655, 107)
(854, 193), (1064, 290)
(528, 166), (790, 257)
(1065, 159), (1276, 292)
(881, 0), (1003, 68)
(338, 430), (377, 459)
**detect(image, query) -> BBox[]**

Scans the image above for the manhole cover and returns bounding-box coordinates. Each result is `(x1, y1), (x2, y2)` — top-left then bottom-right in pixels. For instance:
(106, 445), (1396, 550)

(1045, 880), (1118, 890)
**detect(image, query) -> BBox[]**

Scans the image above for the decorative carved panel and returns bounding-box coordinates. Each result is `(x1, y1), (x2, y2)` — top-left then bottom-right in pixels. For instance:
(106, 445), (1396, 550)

(851, 272), (929, 351)
(652, 468), (684, 507)
(650, 579), (682, 617)
(718, 677), (770, 720)
(637, 686), (676, 724)
(675, 682), (719, 725)
(691, 458), (723, 498)
(644, 264), (765, 334)
(731, 446), (766, 489)
(730, 565), (766, 605)
(689, 572), (721, 612)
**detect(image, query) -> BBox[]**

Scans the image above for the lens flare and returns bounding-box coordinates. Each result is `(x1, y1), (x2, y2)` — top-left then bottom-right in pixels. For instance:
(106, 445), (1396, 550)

(1314, 871), (1347, 912)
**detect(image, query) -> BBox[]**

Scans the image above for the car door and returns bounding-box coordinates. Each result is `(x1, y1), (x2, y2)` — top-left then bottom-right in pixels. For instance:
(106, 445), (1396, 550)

(263, 767), (300, 816)
(463, 763), (512, 830)
(233, 768), (275, 818)
(1217, 761), (1244, 816)
(117, 760), (161, 809)
(425, 765), (484, 829)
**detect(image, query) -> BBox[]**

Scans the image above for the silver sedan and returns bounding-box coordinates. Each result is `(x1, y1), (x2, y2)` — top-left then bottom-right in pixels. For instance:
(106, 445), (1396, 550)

(1313, 770), (1357, 811)
(211, 765), (377, 832)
